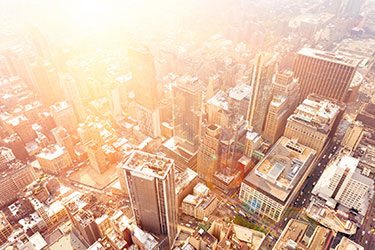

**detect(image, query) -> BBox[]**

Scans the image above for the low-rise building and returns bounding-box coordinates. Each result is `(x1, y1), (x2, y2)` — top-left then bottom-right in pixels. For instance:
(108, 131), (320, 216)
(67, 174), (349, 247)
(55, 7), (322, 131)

(312, 155), (374, 216)
(181, 183), (218, 220)
(190, 228), (218, 250)
(175, 168), (199, 206)
(72, 209), (101, 247)
(36, 144), (72, 175)
(0, 161), (37, 207)
(273, 219), (333, 250)
(239, 137), (316, 222)
(335, 237), (364, 250)
(0, 211), (13, 245)
(0, 147), (16, 167)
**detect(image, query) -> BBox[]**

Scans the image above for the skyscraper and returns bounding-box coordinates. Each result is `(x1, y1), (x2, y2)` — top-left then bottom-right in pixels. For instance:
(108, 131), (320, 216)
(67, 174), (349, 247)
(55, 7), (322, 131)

(293, 48), (359, 102)
(263, 71), (300, 144)
(50, 101), (78, 133)
(203, 87), (249, 190)
(128, 47), (159, 110)
(161, 75), (203, 171)
(51, 126), (76, 160)
(122, 151), (177, 249)
(247, 53), (277, 134)
(197, 124), (221, 184)
(31, 60), (64, 106)
(1, 47), (35, 88)
(128, 47), (161, 138)
(172, 75), (203, 152)
(58, 73), (87, 122)
(335, 0), (365, 17)
(71, 209), (101, 247)
(263, 96), (290, 144)
(86, 141), (108, 174)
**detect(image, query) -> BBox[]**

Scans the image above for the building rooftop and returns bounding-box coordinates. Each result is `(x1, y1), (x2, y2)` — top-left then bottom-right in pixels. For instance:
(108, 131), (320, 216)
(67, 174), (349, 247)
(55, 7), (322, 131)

(28, 232), (47, 250)
(50, 100), (72, 113)
(306, 201), (357, 235)
(47, 201), (65, 217)
(335, 237), (364, 250)
(183, 194), (201, 205)
(192, 229), (217, 247)
(174, 75), (203, 94)
(6, 114), (28, 127)
(19, 212), (43, 232)
(289, 95), (342, 134)
(312, 154), (373, 215)
(0, 161), (31, 180)
(244, 137), (316, 203)
(123, 150), (173, 179)
(0, 147), (15, 163)
(36, 144), (66, 161)
(335, 38), (375, 70)
(0, 211), (10, 231)
(273, 219), (333, 250)
(270, 95), (287, 108)
(175, 168), (198, 195)
(74, 209), (95, 226)
(132, 226), (158, 250)
(228, 84), (251, 101)
(290, 12), (334, 28)
(194, 182), (209, 196)
(162, 136), (196, 160)
(208, 90), (229, 111)
(232, 224), (266, 248)
(298, 47), (360, 67)
(246, 130), (261, 142)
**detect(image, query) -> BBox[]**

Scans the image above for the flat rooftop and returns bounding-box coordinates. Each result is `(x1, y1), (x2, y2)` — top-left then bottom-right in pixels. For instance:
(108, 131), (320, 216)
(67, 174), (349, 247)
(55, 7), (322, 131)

(6, 114), (28, 127)
(270, 95), (287, 108)
(208, 90), (229, 111)
(175, 168), (198, 195)
(37, 145), (66, 161)
(273, 219), (332, 250)
(335, 38), (375, 59)
(50, 101), (71, 113)
(243, 137), (316, 203)
(298, 47), (360, 67)
(289, 95), (341, 134)
(174, 75), (203, 94)
(335, 237), (364, 250)
(0, 160), (30, 179)
(162, 136), (196, 159)
(123, 150), (173, 179)
(228, 84), (251, 101)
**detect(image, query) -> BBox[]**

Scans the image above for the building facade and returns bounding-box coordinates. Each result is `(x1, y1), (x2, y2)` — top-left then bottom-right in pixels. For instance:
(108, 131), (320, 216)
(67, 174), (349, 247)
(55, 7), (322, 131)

(172, 75), (203, 152)
(122, 151), (177, 249)
(293, 48), (358, 102)
(284, 94), (342, 153)
(0, 162), (37, 208)
(239, 137), (316, 222)
(263, 71), (300, 144)
(36, 145), (72, 175)
(128, 47), (161, 138)
(50, 101), (78, 133)
(312, 155), (374, 215)
(197, 124), (221, 184)
(247, 53), (277, 134)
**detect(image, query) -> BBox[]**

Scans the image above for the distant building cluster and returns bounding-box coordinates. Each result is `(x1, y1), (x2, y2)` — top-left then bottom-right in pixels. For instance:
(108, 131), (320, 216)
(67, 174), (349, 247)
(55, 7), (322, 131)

(0, 0), (374, 248)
